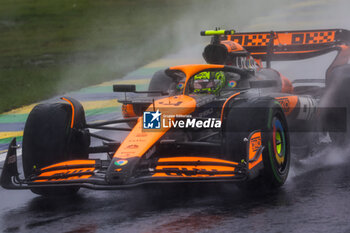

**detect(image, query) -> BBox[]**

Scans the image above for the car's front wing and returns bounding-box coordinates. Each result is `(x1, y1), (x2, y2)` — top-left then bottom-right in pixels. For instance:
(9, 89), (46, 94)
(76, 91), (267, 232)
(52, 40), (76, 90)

(1, 138), (263, 190)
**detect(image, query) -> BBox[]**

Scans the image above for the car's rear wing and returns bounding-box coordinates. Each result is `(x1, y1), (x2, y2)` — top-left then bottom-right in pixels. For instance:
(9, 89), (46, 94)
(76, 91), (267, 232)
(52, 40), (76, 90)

(228, 29), (350, 61)
(201, 28), (350, 70)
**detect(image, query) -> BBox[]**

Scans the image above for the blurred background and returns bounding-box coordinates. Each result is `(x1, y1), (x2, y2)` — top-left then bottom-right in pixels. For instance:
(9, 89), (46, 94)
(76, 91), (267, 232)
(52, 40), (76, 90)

(1, 0), (349, 113)
(2, 1), (350, 232)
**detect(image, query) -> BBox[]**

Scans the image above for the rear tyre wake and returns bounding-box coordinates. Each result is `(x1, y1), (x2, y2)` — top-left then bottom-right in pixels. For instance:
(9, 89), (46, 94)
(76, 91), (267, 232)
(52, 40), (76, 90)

(321, 64), (350, 146)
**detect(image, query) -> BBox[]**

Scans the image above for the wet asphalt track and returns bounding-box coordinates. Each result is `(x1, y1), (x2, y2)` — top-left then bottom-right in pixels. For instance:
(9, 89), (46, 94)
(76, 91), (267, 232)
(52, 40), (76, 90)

(1, 45), (350, 233)
(1, 146), (350, 233)
(1, 95), (350, 233)
(3, 1), (350, 230)
(1, 48), (350, 233)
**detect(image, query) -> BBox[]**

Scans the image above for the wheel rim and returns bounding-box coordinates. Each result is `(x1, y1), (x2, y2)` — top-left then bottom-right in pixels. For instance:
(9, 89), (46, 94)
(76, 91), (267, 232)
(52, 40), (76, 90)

(272, 118), (286, 168)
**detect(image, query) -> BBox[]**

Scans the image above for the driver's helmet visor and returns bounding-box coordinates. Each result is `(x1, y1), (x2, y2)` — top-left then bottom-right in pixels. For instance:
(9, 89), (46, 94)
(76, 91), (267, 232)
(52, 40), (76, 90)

(193, 71), (225, 94)
(193, 79), (220, 90)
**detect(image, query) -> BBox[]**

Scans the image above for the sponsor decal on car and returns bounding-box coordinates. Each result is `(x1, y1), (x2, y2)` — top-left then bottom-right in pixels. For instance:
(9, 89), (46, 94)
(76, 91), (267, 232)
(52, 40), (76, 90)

(126, 144), (139, 149)
(115, 160), (128, 166)
(228, 80), (237, 88)
(136, 133), (148, 137)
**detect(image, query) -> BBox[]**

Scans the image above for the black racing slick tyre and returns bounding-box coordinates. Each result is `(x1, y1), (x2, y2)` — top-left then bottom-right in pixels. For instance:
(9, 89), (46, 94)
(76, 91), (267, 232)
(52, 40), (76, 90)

(223, 98), (290, 190)
(22, 101), (90, 196)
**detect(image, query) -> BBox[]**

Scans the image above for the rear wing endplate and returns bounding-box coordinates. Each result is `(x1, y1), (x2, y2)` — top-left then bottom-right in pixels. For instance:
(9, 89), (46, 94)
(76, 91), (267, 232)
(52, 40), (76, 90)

(227, 29), (350, 61)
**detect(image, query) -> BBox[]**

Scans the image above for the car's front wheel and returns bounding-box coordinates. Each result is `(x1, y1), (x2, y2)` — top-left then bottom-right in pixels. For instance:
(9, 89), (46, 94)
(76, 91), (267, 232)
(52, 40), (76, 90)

(22, 99), (90, 196)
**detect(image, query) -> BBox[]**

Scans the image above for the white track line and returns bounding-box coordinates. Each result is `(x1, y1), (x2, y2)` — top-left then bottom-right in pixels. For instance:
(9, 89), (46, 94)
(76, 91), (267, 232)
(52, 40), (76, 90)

(0, 148), (20, 163)
(0, 152), (7, 163)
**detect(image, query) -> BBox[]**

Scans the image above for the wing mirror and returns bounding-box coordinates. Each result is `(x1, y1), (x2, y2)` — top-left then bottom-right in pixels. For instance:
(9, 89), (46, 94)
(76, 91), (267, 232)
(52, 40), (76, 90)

(113, 84), (136, 92)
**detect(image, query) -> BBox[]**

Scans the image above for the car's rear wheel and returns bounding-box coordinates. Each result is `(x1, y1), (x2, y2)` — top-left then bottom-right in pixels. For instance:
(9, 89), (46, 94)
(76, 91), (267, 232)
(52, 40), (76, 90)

(22, 100), (90, 196)
(223, 98), (290, 191)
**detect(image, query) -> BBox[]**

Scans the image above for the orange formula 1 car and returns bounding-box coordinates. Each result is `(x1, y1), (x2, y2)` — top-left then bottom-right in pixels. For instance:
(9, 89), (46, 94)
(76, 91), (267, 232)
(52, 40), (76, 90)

(2, 29), (350, 196)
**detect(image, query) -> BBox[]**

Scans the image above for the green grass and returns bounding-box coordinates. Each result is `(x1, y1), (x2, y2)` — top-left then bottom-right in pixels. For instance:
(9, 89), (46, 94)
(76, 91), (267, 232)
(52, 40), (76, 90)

(0, 0), (290, 113)
(0, 0), (196, 113)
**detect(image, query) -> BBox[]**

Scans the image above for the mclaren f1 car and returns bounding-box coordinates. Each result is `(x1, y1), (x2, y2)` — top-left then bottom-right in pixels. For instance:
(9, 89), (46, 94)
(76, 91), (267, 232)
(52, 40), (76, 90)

(1, 28), (350, 196)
